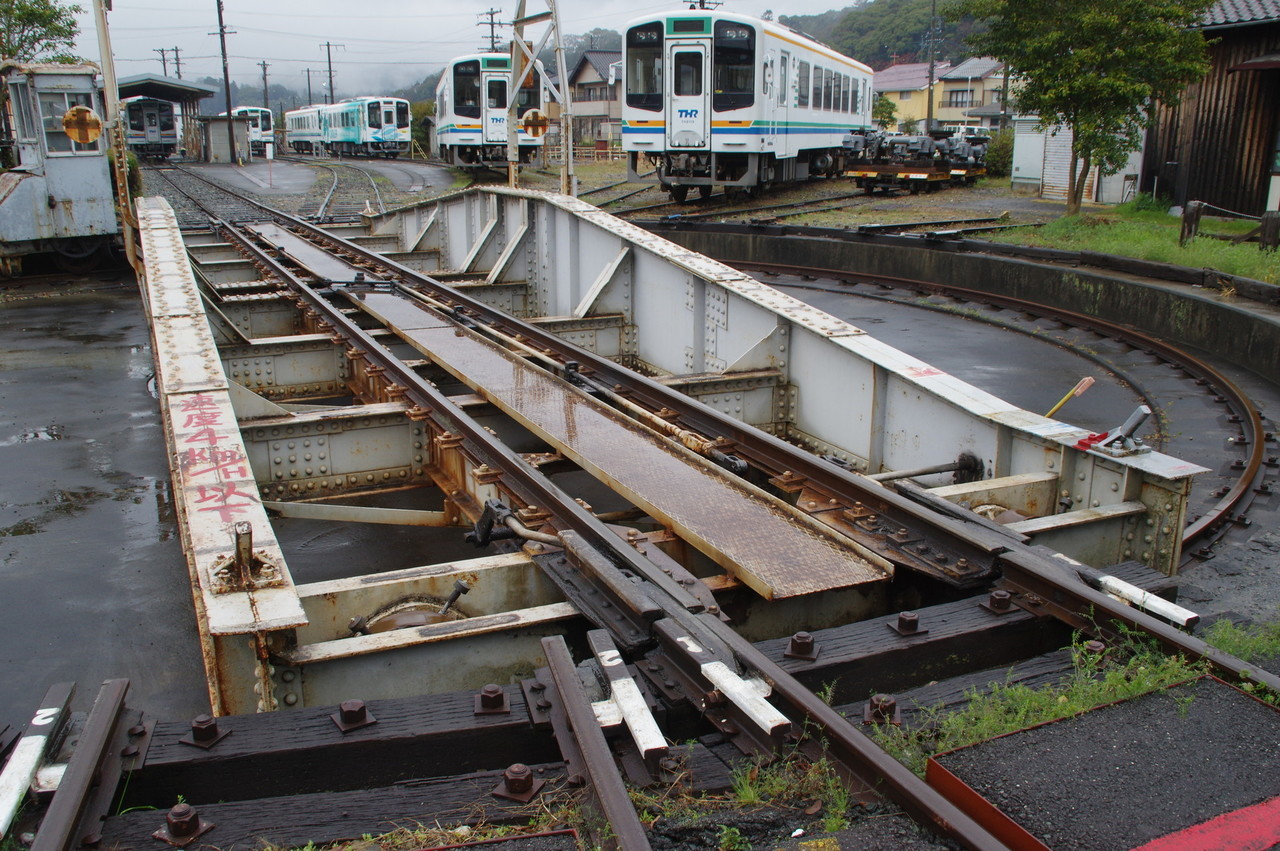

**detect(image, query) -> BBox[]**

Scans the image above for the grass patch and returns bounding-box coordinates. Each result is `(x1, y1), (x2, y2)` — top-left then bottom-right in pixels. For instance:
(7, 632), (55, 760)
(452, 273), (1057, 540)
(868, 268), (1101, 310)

(992, 198), (1278, 284)
(868, 633), (1207, 776)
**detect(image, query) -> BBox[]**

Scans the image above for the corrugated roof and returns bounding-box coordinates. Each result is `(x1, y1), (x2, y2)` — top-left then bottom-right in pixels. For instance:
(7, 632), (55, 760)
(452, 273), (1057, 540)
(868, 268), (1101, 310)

(872, 61), (951, 92)
(1201, 0), (1280, 27)
(941, 57), (1003, 80)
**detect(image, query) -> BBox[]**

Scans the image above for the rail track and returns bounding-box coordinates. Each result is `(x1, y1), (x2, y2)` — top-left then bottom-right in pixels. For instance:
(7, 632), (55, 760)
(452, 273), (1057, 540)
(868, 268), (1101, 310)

(732, 262), (1271, 562)
(8, 171), (1279, 850)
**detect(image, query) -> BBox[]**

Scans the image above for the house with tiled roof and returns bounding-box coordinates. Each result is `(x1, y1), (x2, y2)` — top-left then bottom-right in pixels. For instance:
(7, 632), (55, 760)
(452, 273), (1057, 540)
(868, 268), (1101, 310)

(1145, 0), (1280, 212)
(871, 61), (951, 131)
(567, 50), (622, 146)
(938, 58), (1006, 130)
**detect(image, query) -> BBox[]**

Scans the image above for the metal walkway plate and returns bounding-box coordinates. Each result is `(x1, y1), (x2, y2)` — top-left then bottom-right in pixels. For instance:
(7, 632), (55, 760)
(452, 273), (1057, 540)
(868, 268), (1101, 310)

(353, 291), (889, 599)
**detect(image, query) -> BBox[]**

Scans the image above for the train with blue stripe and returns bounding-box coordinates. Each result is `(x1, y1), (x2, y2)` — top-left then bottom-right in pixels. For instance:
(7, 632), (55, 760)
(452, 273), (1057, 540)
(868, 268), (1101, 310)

(283, 97), (410, 157)
(431, 53), (547, 168)
(622, 9), (873, 200)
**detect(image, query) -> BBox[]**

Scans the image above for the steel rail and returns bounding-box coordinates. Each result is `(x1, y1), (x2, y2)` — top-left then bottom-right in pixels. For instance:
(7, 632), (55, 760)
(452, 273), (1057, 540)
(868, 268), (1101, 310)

(729, 259), (1268, 558)
(148, 177), (1280, 846)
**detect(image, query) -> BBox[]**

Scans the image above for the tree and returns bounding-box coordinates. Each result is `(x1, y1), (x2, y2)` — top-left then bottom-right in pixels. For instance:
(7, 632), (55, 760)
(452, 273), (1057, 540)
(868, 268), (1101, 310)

(949, 0), (1213, 214)
(872, 92), (897, 129)
(0, 0), (82, 62)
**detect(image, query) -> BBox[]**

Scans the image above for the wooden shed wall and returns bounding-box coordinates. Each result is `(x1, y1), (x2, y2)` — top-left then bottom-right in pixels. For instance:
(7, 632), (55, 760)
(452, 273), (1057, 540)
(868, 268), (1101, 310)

(1146, 20), (1280, 215)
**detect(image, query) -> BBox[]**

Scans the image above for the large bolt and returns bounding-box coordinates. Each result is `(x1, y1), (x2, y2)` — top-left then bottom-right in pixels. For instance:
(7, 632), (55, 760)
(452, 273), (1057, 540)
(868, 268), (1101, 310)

(166, 803), (199, 838)
(788, 631), (815, 656)
(339, 699), (367, 725)
(869, 693), (897, 723)
(1084, 640), (1106, 655)
(897, 611), (920, 634)
(479, 684), (504, 710)
(503, 763), (533, 794)
(190, 715), (219, 744)
(989, 589), (1012, 611)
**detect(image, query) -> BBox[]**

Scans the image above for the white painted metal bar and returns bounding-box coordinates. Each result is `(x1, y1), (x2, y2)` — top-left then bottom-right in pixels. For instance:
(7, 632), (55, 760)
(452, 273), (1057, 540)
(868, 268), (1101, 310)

(0, 683), (72, 840)
(262, 501), (452, 527)
(573, 244), (630, 318)
(700, 660), (792, 740)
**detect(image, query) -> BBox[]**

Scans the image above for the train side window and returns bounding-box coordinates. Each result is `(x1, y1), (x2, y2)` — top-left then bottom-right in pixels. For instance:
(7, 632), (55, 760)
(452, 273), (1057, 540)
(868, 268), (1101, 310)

(454, 61), (481, 118)
(674, 52), (702, 96)
(840, 75), (849, 112)
(823, 69), (833, 110)
(9, 82), (36, 140)
(626, 21), (663, 111)
(812, 67), (822, 109)
(778, 51), (789, 106)
(797, 61), (809, 107)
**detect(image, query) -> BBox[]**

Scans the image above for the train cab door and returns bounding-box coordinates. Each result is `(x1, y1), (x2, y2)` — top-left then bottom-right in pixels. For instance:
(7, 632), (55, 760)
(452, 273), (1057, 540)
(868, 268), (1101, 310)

(143, 106), (162, 145)
(666, 43), (709, 149)
(482, 76), (508, 144)
(762, 51), (778, 151)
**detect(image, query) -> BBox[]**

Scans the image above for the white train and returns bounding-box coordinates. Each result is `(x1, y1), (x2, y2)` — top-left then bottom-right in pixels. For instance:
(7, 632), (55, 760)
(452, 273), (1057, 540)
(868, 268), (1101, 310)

(283, 97), (411, 157)
(621, 10), (873, 200)
(431, 53), (547, 168)
(123, 96), (177, 160)
(221, 106), (274, 156)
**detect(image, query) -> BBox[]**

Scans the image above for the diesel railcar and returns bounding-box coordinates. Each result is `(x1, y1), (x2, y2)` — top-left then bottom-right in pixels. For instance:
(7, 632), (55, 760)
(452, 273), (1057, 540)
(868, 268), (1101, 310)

(283, 97), (410, 157)
(432, 53), (547, 168)
(0, 62), (119, 274)
(622, 10), (873, 200)
(222, 106), (274, 156)
(123, 96), (177, 160)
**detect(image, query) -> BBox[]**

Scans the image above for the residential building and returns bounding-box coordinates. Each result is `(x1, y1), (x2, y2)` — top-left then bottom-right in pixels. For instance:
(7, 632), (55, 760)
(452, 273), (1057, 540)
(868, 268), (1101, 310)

(567, 50), (622, 146)
(872, 61), (950, 131)
(937, 57), (1006, 130)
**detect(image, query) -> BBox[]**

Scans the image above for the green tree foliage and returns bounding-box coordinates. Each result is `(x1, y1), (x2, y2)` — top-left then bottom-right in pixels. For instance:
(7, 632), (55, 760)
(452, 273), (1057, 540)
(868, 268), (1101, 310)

(983, 127), (1013, 176)
(872, 92), (897, 129)
(950, 0), (1214, 214)
(0, 0), (81, 61)
(829, 0), (978, 69)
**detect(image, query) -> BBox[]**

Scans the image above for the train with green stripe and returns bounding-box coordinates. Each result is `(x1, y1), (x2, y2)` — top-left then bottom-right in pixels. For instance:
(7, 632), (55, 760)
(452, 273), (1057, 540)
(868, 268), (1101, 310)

(622, 9), (873, 201)
(432, 53), (547, 168)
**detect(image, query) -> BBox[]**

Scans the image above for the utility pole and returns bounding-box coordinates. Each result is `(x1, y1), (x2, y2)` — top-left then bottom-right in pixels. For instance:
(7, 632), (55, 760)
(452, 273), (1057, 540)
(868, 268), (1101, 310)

(925, 0), (937, 132)
(153, 47), (169, 76)
(304, 68), (317, 105)
(258, 60), (270, 108)
(172, 46), (183, 79)
(321, 41), (342, 104)
(478, 9), (506, 51)
(214, 0), (236, 163)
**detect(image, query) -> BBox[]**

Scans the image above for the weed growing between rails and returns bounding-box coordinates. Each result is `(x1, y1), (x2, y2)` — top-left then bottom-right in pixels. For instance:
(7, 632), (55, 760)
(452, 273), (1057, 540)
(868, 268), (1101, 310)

(867, 629), (1207, 776)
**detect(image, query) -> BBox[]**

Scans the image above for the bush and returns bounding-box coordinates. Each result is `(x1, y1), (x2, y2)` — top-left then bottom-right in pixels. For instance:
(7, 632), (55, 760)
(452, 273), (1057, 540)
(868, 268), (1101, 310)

(985, 128), (1013, 177)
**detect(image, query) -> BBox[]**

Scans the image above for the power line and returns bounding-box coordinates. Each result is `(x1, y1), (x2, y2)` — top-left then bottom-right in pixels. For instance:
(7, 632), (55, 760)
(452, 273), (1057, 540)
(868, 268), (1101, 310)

(477, 8), (508, 52)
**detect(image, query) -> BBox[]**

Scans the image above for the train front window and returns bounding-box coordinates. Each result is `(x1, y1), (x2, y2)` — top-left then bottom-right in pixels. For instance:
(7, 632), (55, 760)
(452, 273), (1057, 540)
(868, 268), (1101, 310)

(712, 20), (754, 111)
(625, 22), (663, 112)
(454, 61), (481, 118)
(127, 103), (145, 132)
(9, 83), (36, 140)
(488, 79), (507, 109)
(516, 81), (538, 116)
(160, 109), (175, 132)
(368, 102), (380, 128)
(40, 91), (99, 154)
(396, 102), (409, 128)
(261, 111), (272, 132)
(673, 52), (702, 96)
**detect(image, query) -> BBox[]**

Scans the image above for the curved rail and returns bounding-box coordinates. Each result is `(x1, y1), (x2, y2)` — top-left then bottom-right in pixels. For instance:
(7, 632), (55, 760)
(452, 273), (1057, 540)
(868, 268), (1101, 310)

(733, 259), (1267, 559)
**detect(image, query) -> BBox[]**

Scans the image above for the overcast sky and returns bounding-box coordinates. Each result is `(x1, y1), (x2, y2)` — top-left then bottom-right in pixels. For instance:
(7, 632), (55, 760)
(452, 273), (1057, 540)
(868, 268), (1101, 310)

(75, 0), (848, 97)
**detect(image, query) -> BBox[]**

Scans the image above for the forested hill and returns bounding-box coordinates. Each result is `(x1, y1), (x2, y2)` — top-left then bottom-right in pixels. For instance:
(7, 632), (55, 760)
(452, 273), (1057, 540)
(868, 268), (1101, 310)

(780, 0), (979, 70)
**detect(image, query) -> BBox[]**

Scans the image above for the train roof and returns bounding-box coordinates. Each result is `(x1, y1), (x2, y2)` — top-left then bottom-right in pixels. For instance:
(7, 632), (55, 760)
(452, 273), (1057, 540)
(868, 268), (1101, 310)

(623, 9), (871, 74)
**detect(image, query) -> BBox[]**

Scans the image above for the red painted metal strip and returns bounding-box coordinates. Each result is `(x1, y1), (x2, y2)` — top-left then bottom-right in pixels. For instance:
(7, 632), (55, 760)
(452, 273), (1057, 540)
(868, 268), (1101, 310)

(925, 757), (1052, 851)
(1129, 795), (1280, 851)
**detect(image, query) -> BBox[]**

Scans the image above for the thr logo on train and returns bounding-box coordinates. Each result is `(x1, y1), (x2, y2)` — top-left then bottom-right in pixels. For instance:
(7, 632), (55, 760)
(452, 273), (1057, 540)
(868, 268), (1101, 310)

(677, 109), (699, 119)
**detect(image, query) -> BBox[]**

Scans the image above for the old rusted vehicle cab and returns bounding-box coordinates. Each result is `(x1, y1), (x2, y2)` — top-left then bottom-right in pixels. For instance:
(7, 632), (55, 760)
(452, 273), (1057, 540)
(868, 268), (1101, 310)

(1, 62), (119, 274)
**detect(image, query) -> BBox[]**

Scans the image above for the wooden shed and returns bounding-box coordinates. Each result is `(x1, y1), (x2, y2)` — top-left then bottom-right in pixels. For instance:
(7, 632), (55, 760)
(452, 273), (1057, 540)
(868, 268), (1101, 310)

(1144, 0), (1280, 214)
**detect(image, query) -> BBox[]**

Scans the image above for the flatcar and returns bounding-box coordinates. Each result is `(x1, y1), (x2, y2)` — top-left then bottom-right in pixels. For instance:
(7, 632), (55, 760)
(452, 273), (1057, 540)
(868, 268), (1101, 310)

(432, 53), (547, 168)
(621, 9), (873, 200)
(122, 96), (177, 160)
(0, 62), (119, 274)
(221, 105), (274, 156)
(284, 104), (323, 154)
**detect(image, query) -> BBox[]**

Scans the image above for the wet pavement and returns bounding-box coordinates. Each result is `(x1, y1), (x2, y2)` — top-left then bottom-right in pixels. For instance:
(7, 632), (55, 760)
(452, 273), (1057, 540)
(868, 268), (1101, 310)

(0, 276), (210, 726)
